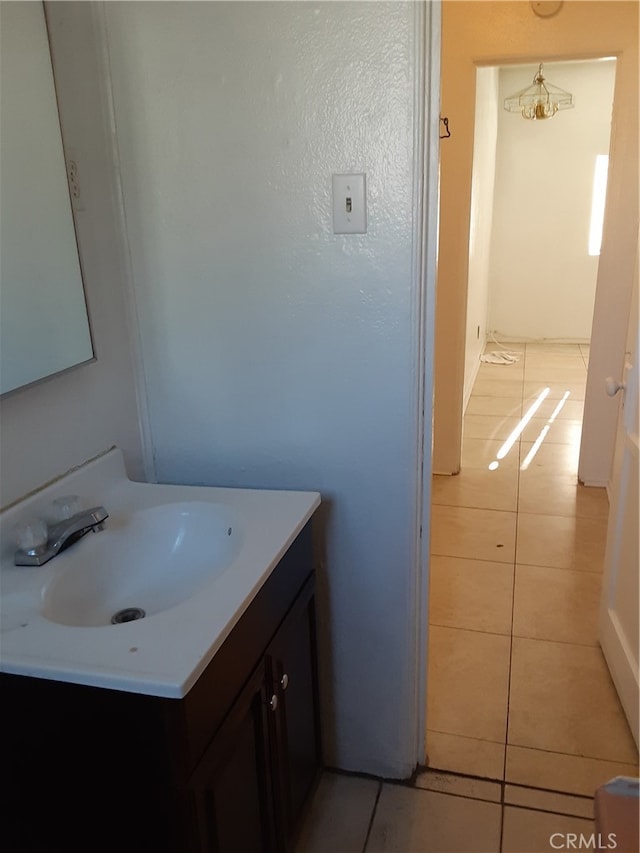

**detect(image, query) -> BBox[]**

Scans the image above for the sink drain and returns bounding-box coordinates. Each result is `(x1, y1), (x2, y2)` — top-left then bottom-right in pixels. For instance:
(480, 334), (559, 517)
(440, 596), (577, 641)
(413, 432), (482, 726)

(111, 607), (146, 625)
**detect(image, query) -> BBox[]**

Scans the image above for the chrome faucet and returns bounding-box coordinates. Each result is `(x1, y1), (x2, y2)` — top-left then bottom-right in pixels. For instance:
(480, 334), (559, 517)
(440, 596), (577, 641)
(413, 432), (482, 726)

(14, 506), (109, 566)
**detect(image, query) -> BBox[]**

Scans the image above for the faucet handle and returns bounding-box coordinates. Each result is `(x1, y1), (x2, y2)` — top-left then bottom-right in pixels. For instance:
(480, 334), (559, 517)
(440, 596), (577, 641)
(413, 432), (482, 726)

(14, 518), (48, 556)
(87, 506), (109, 531)
(51, 495), (80, 522)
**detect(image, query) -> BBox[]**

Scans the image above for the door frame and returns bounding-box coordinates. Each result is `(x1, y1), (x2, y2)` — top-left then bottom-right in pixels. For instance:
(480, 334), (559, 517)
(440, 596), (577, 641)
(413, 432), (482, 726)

(444, 48), (627, 476)
(433, 2), (639, 482)
(598, 233), (639, 747)
(413, 0), (442, 766)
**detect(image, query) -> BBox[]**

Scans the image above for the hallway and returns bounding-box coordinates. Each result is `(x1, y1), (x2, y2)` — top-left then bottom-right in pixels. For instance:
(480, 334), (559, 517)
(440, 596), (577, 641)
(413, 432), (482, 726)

(293, 343), (638, 853)
(427, 341), (639, 792)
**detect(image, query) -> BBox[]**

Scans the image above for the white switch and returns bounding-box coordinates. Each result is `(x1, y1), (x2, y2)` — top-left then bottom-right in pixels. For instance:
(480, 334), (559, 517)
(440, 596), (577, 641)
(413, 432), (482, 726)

(332, 173), (366, 234)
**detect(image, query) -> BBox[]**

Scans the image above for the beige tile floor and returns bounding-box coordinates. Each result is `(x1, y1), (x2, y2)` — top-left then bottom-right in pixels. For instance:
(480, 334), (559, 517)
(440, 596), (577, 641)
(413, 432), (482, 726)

(295, 769), (599, 852)
(295, 344), (639, 852)
(427, 343), (639, 796)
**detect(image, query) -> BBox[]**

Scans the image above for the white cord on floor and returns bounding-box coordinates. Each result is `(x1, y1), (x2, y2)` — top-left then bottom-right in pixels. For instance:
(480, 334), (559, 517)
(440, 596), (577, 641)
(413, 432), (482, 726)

(480, 352), (520, 364)
(480, 331), (522, 364)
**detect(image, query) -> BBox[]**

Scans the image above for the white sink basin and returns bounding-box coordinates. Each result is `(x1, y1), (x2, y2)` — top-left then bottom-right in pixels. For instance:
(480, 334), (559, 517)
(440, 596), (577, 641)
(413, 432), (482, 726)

(0, 448), (320, 697)
(41, 502), (243, 627)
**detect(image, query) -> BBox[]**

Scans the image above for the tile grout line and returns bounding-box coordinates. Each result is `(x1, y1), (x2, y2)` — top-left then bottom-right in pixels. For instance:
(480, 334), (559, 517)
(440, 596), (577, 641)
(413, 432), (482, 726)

(415, 784), (503, 807)
(501, 342), (526, 795)
(415, 777), (597, 820)
(410, 764), (596, 800)
(500, 341), (523, 853)
(501, 802), (595, 822)
(424, 731), (636, 776)
(327, 766), (598, 806)
(361, 779), (382, 853)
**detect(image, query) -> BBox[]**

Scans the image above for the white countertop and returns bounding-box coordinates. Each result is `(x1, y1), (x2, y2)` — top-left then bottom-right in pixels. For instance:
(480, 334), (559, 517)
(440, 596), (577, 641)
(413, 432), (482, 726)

(0, 449), (320, 698)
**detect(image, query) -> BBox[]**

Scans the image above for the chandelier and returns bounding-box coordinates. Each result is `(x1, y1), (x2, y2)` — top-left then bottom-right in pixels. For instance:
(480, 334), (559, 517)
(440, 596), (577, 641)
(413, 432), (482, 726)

(504, 63), (574, 120)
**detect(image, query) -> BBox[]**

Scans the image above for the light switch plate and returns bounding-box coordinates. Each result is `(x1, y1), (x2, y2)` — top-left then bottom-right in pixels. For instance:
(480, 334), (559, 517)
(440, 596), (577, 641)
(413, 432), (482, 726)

(332, 173), (366, 234)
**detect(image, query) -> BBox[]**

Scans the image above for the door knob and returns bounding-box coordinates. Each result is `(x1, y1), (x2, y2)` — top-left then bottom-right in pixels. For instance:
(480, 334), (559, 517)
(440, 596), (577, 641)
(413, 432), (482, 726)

(268, 694), (278, 712)
(605, 377), (626, 397)
(280, 673), (289, 691)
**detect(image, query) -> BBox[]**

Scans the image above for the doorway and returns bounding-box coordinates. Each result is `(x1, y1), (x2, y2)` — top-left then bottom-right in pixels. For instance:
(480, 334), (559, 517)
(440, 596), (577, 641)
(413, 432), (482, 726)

(425, 48), (639, 792)
(462, 58), (617, 419)
(431, 1), (639, 487)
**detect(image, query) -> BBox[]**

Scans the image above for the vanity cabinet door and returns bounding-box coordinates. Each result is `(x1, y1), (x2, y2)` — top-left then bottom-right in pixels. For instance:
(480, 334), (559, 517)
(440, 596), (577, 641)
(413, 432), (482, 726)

(268, 579), (322, 849)
(188, 658), (278, 853)
(186, 575), (321, 853)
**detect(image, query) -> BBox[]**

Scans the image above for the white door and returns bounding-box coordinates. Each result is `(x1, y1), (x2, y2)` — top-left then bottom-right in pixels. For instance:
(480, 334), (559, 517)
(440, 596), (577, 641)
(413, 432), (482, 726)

(599, 237), (639, 749)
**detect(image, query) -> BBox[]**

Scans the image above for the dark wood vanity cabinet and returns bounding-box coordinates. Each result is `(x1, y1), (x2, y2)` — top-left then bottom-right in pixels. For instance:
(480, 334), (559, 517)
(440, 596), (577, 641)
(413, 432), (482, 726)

(187, 571), (320, 853)
(2, 521), (321, 853)
(188, 657), (277, 851)
(269, 581), (321, 845)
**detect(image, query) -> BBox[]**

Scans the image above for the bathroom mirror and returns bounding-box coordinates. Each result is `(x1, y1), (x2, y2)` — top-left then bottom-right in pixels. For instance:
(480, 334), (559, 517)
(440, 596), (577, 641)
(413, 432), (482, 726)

(0, 1), (94, 396)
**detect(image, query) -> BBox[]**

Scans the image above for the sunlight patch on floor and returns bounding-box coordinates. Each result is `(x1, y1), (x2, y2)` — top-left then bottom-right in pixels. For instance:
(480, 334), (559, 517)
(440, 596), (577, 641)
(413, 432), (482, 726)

(521, 391), (571, 470)
(488, 387), (551, 470)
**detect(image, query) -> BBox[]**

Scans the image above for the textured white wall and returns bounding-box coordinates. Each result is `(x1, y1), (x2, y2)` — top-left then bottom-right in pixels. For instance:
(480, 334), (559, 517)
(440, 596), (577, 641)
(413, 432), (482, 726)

(0, 3), (144, 509)
(105, 0), (424, 777)
(463, 66), (499, 414)
(488, 60), (616, 341)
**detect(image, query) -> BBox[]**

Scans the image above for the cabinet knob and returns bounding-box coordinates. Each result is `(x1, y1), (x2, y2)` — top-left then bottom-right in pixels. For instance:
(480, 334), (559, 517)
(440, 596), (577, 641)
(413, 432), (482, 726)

(268, 693), (278, 712)
(280, 673), (289, 691)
